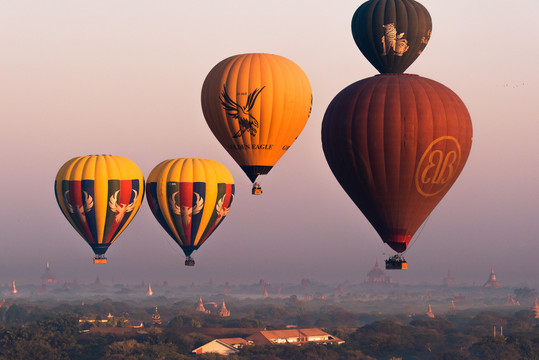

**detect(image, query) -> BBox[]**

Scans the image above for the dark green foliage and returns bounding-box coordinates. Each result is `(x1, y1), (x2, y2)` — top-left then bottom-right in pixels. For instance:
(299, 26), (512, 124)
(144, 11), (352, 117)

(0, 313), (78, 360)
(514, 287), (538, 305)
(3, 300), (539, 359)
(254, 304), (288, 323)
(4, 304), (29, 325)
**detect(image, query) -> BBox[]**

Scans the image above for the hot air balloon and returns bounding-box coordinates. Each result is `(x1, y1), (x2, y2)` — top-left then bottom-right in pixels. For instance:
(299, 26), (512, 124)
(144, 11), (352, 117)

(351, 0), (432, 74)
(322, 74), (472, 268)
(201, 53), (312, 194)
(146, 158), (235, 266)
(54, 155), (144, 263)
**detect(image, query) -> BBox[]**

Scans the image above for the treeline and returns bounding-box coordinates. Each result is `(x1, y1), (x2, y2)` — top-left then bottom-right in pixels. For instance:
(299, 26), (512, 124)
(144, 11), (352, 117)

(2, 301), (539, 359)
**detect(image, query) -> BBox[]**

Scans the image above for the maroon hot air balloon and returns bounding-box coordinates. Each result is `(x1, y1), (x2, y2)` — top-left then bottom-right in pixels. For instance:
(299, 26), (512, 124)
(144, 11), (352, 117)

(322, 74), (472, 257)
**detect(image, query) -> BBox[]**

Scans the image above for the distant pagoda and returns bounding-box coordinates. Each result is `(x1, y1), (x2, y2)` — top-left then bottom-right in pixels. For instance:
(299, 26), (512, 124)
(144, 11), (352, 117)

(151, 306), (162, 325)
(92, 276), (104, 288)
(41, 262), (57, 286)
(443, 270), (457, 286)
(366, 259), (391, 284)
(218, 299), (230, 317)
(426, 304), (435, 318)
(531, 298), (539, 318)
(11, 280), (18, 294)
(484, 267), (502, 288)
(448, 300), (456, 316)
(504, 294), (520, 306)
(196, 297), (210, 313)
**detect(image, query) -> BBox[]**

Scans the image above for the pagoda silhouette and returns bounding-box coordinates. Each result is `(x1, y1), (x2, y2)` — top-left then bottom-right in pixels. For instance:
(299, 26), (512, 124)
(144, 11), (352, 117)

(218, 299), (230, 317)
(365, 259), (391, 284)
(195, 297), (210, 314)
(11, 280), (18, 294)
(531, 298), (539, 318)
(426, 304), (435, 318)
(41, 262), (57, 287)
(484, 267), (502, 288)
(443, 270), (457, 286)
(151, 306), (162, 325)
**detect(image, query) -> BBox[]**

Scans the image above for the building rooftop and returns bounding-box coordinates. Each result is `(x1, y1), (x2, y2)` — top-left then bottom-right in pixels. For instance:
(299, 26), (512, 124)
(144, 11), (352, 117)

(247, 328), (344, 345)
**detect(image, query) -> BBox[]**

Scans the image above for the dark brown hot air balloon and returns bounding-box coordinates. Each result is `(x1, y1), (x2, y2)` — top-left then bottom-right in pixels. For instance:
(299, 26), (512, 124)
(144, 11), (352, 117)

(322, 74), (472, 257)
(352, 0), (432, 73)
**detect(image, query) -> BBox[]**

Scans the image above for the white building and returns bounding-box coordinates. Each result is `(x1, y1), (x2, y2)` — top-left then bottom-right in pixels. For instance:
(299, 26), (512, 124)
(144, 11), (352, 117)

(192, 338), (248, 355)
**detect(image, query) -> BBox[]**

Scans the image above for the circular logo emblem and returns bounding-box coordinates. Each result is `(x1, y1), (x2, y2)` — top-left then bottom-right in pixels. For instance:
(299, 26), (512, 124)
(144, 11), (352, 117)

(415, 136), (462, 197)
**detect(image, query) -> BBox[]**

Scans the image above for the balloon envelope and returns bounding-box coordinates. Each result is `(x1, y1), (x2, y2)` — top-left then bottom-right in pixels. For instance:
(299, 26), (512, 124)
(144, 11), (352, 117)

(54, 155), (144, 262)
(146, 158), (235, 263)
(322, 74), (472, 252)
(352, 0), (432, 74)
(201, 53), (312, 184)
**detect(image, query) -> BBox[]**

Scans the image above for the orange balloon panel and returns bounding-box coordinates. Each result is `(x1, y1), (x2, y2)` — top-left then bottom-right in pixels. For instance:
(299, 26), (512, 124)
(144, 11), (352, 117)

(201, 53), (312, 182)
(322, 74), (473, 253)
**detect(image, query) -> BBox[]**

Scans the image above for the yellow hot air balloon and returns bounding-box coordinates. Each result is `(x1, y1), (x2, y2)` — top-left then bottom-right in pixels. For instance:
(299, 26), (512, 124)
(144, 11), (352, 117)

(146, 158), (235, 266)
(201, 53), (312, 194)
(54, 155), (144, 263)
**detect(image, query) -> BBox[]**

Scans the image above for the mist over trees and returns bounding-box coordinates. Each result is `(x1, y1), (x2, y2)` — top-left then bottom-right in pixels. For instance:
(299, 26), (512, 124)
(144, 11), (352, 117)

(2, 296), (539, 359)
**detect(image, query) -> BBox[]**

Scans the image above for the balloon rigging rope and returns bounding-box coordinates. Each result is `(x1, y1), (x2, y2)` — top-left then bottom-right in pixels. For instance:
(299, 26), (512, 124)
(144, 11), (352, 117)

(165, 237), (183, 256)
(407, 214), (431, 253)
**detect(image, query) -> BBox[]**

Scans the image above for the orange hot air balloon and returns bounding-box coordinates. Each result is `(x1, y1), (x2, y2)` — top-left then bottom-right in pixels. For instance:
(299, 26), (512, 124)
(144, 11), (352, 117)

(322, 74), (472, 263)
(201, 53), (312, 194)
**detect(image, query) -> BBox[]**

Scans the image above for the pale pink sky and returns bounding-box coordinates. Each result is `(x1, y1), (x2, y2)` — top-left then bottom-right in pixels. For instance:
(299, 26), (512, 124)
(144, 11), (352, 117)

(1, 0), (538, 286)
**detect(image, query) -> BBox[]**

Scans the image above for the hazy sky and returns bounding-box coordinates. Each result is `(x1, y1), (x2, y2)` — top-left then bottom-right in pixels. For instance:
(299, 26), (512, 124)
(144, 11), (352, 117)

(1, 0), (538, 287)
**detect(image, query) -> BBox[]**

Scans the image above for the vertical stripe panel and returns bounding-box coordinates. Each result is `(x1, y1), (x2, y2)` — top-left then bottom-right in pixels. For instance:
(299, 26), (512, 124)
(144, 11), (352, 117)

(190, 182), (206, 245)
(93, 155), (109, 244)
(81, 179), (97, 243)
(69, 180), (94, 242)
(103, 180), (121, 243)
(166, 181), (186, 246)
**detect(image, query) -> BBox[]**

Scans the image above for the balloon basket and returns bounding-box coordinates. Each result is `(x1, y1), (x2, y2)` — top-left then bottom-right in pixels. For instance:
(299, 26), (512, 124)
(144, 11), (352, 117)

(385, 255), (407, 270)
(185, 256), (195, 266)
(93, 257), (107, 264)
(252, 183), (263, 195)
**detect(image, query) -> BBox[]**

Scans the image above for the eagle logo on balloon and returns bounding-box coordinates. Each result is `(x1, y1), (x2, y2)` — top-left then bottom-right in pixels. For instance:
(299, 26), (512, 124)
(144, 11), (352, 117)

(215, 194), (234, 219)
(169, 192), (204, 225)
(64, 190), (94, 223)
(109, 190), (139, 223)
(220, 85), (265, 138)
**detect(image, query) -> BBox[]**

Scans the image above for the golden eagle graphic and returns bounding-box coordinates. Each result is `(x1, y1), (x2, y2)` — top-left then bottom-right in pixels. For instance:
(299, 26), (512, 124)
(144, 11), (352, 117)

(220, 85), (265, 138)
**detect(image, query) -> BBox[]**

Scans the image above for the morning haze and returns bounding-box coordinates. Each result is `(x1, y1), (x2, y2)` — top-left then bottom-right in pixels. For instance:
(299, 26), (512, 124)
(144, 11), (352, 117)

(1, 0), (538, 288)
